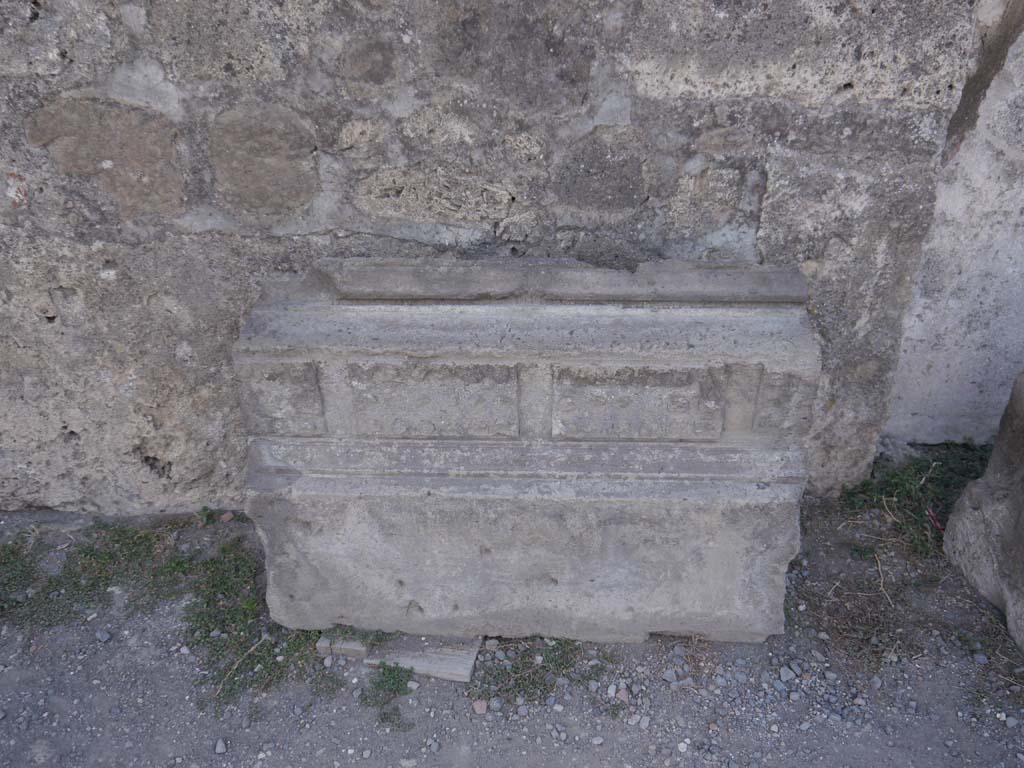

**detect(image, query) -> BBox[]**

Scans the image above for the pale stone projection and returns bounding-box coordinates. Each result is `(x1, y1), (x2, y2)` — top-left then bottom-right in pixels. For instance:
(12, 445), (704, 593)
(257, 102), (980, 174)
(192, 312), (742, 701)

(946, 371), (1024, 652)
(234, 258), (821, 642)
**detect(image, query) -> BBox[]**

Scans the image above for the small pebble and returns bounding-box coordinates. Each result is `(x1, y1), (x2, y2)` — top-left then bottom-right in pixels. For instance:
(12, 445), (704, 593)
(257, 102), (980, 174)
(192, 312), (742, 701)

(472, 699), (487, 715)
(591, 736), (604, 746)
(215, 739), (227, 754)
(95, 630), (111, 643)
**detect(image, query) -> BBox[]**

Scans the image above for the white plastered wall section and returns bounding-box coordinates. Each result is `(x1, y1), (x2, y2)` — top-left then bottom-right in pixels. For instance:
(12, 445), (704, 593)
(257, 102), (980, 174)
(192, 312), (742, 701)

(885, 33), (1024, 447)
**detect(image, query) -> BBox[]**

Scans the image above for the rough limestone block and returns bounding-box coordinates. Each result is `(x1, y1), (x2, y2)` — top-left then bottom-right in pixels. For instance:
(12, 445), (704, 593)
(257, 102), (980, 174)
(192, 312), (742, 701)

(945, 372), (1024, 651)
(235, 258), (820, 643)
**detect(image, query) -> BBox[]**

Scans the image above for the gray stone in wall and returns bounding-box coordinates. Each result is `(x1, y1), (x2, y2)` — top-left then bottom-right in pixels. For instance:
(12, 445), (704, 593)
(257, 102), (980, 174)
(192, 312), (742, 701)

(210, 103), (320, 216)
(945, 371), (1024, 652)
(26, 99), (184, 218)
(234, 258), (820, 642)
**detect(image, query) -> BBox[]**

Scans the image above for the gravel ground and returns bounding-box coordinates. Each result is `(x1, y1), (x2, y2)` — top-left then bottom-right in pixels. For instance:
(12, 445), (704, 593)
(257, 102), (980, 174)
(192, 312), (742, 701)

(1, 500), (1022, 768)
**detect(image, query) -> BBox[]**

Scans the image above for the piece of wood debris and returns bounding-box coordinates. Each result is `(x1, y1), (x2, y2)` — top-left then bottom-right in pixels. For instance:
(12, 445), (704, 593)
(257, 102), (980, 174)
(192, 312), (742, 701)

(332, 637), (368, 659)
(365, 635), (482, 683)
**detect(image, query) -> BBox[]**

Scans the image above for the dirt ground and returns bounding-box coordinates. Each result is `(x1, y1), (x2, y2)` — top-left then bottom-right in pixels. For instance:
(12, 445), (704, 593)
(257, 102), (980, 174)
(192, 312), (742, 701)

(1, 492), (1022, 768)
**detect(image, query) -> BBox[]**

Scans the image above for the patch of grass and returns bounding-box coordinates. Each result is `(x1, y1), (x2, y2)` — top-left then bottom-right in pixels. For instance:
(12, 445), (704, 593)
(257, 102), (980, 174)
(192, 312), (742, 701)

(183, 539), (339, 710)
(361, 662), (414, 708)
(470, 637), (591, 703)
(841, 443), (991, 557)
(605, 700), (627, 718)
(0, 522), (365, 712)
(376, 703), (415, 731)
(195, 507), (218, 527)
(328, 625), (397, 651)
(0, 538), (40, 617)
(849, 543), (876, 561)
(0, 524), (191, 627)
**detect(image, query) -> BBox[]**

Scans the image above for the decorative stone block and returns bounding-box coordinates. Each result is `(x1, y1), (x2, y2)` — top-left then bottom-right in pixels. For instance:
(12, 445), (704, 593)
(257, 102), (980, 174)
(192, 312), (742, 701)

(235, 258), (821, 642)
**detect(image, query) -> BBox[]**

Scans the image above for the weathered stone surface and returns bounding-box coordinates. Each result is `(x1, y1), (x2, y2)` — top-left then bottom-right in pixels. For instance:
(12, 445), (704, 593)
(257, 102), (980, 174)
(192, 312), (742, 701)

(249, 477), (801, 642)
(664, 161), (765, 262)
(236, 259), (818, 641)
(945, 372), (1024, 651)
(757, 151), (937, 492)
(210, 104), (319, 215)
(0, 231), (323, 515)
(332, 363), (520, 439)
(0, 0), (1012, 519)
(355, 167), (514, 226)
(552, 127), (646, 218)
(551, 367), (724, 442)
(25, 99), (184, 218)
(148, 0), (327, 82)
(236, 362), (326, 437)
(0, 0), (114, 79)
(886, 32), (1024, 447)
(624, 0), (974, 110)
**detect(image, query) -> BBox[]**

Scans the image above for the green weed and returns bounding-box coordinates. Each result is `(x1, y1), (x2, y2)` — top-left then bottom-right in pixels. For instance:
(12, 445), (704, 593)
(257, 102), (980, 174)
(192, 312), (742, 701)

(0, 522), (355, 712)
(849, 543), (876, 561)
(841, 443), (990, 557)
(183, 539), (339, 710)
(0, 538), (40, 617)
(470, 637), (592, 703)
(360, 662), (414, 708)
(0, 524), (191, 627)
